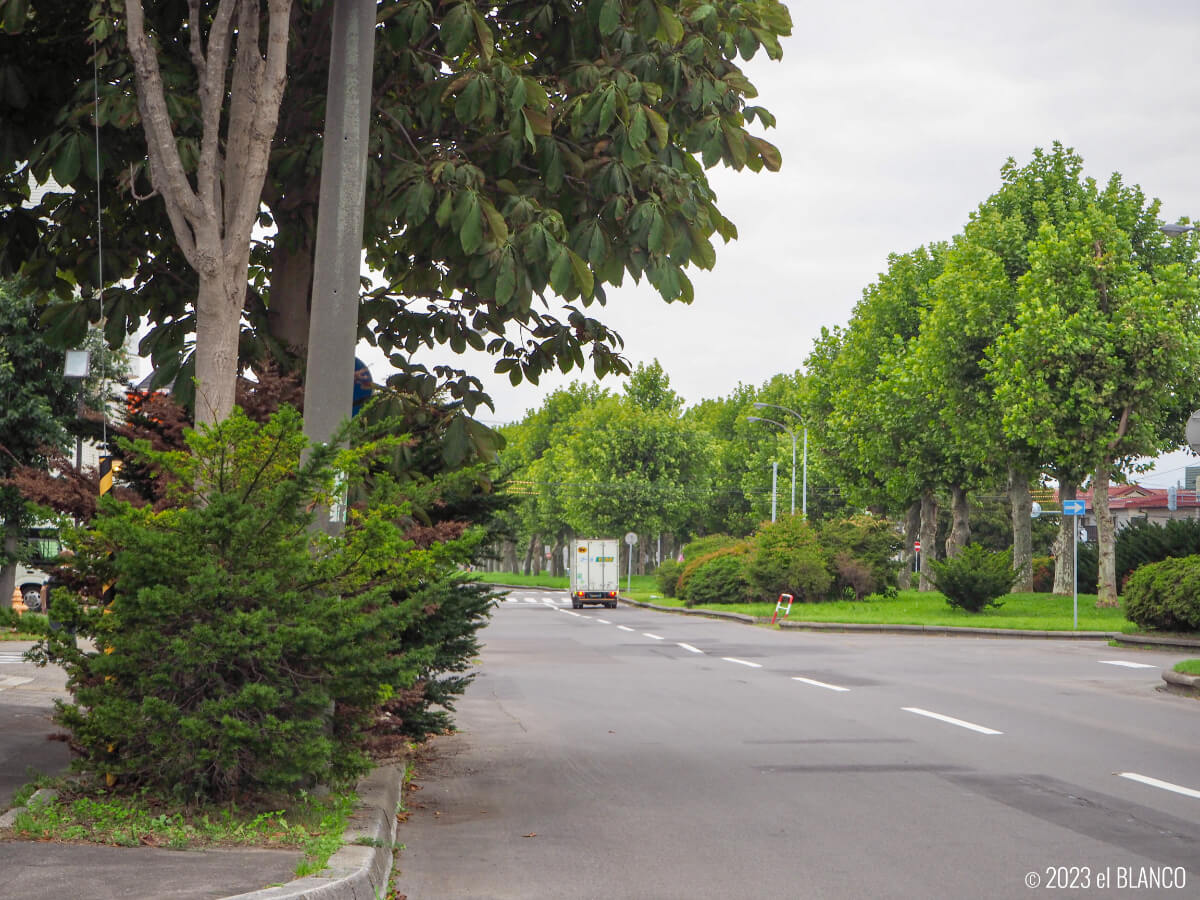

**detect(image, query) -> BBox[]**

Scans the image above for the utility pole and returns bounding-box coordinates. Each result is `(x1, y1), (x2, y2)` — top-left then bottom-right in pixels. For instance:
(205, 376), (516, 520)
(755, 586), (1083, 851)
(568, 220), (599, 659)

(304, 0), (377, 535)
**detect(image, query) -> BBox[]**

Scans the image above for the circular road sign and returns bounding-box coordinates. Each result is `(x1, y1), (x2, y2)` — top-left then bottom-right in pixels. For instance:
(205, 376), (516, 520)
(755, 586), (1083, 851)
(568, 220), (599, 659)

(914, 540), (921, 553)
(1187, 409), (1200, 454)
(624, 532), (638, 545)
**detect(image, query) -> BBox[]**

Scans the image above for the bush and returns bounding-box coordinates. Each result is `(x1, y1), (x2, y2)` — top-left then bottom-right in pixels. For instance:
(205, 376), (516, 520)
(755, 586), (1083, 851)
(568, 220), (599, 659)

(681, 534), (739, 560)
(36, 406), (488, 802)
(676, 540), (750, 600)
(1123, 555), (1200, 632)
(744, 515), (831, 603)
(816, 515), (902, 596)
(1031, 556), (1054, 592)
(926, 544), (1017, 612)
(681, 550), (753, 607)
(655, 559), (683, 597)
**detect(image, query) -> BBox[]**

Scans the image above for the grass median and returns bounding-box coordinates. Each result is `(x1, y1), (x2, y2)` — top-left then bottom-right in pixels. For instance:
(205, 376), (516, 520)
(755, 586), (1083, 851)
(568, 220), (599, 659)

(473, 573), (1135, 632)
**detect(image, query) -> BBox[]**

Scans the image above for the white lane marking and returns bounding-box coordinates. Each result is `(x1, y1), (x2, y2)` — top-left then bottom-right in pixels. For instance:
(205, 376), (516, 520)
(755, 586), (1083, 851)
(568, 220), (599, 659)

(595, 618), (612, 625)
(792, 676), (850, 692)
(578, 615), (593, 620)
(0, 653), (28, 665)
(677, 643), (704, 654)
(1118, 772), (1200, 800)
(617, 625), (635, 632)
(562, 611), (583, 618)
(1099, 660), (1157, 669)
(722, 657), (762, 669)
(642, 633), (665, 641)
(523, 598), (539, 604)
(902, 707), (1002, 735)
(0, 676), (33, 688)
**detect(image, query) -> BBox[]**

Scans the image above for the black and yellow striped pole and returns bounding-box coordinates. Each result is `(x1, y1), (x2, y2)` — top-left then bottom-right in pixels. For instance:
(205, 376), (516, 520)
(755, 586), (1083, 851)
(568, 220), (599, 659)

(99, 455), (118, 785)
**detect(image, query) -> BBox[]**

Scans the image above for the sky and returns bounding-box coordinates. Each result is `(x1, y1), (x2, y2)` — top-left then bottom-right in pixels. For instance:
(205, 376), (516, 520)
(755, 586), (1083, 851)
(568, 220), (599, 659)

(363, 1), (1200, 483)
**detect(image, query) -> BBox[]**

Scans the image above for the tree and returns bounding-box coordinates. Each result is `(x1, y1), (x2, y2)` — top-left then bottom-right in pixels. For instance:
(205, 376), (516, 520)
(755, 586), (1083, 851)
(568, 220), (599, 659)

(2, 0), (792, 421)
(0, 277), (84, 607)
(989, 204), (1200, 604)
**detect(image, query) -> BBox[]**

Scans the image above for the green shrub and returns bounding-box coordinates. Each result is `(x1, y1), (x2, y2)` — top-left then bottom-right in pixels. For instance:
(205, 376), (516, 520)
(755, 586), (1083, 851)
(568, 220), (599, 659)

(655, 559), (683, 597)
(681, 534), (738, 560)
(681, 550), (753, 607)
(1123, 555), (1200, 632)
(1031, 556), (1054, 592)
(816, 515), (902, 596)
(745, 515), (831, 602)
(926, 544), (1017, 612)
(36, 406), (488, 802)
(676, 540), (750, 599)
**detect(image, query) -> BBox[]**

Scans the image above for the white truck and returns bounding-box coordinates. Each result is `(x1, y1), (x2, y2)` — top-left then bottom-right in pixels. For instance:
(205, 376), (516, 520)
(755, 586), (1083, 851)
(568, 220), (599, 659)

(570, 538), (620, 609)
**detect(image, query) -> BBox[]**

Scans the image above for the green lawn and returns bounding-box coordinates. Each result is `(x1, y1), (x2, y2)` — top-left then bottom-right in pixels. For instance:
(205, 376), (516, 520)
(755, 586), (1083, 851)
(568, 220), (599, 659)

(473, 573), (1138, 632)
(1175, 659), (1200, 675)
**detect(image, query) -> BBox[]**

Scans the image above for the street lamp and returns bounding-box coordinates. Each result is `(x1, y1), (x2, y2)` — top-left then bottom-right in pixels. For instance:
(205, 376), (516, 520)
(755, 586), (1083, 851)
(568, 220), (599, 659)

(747, 415), (796, 517)
(753, 402), (808, 517)
(1160, 223), (1196, 236)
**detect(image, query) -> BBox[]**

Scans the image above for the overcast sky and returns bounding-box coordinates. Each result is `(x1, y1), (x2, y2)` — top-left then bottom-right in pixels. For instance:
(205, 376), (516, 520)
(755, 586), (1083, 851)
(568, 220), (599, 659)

(362, 0), (1200, 485)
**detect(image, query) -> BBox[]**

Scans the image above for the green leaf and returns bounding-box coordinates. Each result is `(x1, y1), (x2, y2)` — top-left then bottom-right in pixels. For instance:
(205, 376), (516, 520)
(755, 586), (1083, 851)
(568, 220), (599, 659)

(496, 250), (517, 306)
(750, 135), (782, 172)
(598, 88), (617, 134)
(654, 3), (684, 45)
(435, 191), (454, 228)
(460, 196), (484, 253)
(568, 248), (594, 297)
(644, 106), (668, 147)
(472, 10), (495, 64)
(481, 198), (508, 243)
(628, 105), (648, 149)
(441, 3), (473, 56)
(598, 0), (621, 35)
(52, 133), (81, 186)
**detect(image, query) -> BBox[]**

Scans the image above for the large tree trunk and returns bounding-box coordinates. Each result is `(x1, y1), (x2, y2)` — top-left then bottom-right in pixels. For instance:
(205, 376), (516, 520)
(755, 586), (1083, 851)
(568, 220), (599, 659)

(501, 539), (518, 573)
(1053, 481), (1077, 594)
(125, 0), (293, 426)
(1007, 466), (1034, 592)
(945, 485), (970, 559)
(918, 490), (939, 592)
(898, 501), (920, 590)
(522, 533), (539, 576)
(1094, 466), (1119, 607)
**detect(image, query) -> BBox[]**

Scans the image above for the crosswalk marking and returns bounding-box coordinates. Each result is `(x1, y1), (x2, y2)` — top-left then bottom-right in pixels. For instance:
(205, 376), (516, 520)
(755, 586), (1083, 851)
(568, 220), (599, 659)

(0, 675), (33, 689)
(0, 652), (30, 665)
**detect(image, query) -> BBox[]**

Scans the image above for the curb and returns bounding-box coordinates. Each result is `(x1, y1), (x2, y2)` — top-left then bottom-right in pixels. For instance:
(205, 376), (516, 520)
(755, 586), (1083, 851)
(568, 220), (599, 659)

(221, 764), (402, 900)
(1162, 669), (1200, 698)
(0, 788), (58, 829)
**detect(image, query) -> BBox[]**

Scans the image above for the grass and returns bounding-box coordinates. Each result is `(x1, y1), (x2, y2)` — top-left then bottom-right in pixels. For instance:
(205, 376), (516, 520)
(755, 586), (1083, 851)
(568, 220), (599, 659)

(4, 779), (355, 877)
(1174, 659), (1200, 676)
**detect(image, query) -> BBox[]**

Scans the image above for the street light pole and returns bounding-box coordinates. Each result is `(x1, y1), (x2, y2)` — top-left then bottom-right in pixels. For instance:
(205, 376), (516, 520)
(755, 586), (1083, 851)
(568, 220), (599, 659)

(753, 403), (808, 517)
(747, 415), (796, 516)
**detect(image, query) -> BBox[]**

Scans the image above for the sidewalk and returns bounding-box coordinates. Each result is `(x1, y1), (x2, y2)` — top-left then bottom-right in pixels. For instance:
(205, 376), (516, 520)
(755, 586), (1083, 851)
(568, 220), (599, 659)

(0, 640), (402, 900)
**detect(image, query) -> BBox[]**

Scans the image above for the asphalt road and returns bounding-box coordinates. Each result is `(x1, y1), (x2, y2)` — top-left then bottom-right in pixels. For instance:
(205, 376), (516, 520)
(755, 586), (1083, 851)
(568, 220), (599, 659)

(393, 591), (1200, 899)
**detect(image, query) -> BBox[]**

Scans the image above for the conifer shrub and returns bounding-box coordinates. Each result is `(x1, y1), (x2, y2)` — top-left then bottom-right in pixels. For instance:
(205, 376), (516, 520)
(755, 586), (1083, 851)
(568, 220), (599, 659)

(926, 544), (1017, 612)
(37, 406), (491, 801)
(744, 515), (831, 602)
(1123, 555), (1200, 632)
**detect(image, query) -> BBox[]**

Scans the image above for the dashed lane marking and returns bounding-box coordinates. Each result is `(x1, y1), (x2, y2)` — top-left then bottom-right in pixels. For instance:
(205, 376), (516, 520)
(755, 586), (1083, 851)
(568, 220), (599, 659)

(617, 625), (635, 632)
(676, 643), (703, 654)
(722, 657), (762, 669)
(1118, 772), (1200, 800)
(792, 676), (850, 692)
(642, 633), (665, 641)
(595, 618), (612, 624)
(1098, 660), (1157, 669)
(0, 676), (33, 688)
(902, 707), (1002, 735)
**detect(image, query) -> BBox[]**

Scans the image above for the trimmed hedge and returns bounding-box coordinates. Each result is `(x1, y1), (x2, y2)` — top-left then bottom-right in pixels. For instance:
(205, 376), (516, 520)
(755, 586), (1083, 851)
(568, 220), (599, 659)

(682, 550), (754, 607)
(1123, 555), (1200, 632)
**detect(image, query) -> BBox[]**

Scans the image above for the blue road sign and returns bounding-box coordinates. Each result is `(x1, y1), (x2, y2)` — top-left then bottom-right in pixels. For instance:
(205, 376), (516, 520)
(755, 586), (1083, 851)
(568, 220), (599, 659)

(1063, 499), (1087, 515)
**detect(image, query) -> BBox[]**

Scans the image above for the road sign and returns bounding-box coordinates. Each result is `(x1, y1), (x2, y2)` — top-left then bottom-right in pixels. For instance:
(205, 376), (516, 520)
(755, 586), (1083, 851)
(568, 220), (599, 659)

(1063, 499), (1087, 515)
(914, 540), (921, 553)
(624, 532), (638, 545)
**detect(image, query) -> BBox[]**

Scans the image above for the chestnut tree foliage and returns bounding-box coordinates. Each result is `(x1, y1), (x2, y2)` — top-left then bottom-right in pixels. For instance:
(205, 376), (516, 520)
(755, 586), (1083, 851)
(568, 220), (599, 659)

(0, 0), (791, 418)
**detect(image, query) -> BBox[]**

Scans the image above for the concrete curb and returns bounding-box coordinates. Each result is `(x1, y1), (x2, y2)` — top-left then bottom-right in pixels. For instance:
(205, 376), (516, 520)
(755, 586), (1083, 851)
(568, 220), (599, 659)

(1162, 669), (1200, 698)
(1111, 632), (1200, 650)
(0, 788), (58, 829)
(222, 764), (402, 900)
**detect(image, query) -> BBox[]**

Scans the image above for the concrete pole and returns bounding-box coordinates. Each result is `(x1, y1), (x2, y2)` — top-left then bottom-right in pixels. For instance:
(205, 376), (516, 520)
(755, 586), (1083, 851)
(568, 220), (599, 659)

(304, 0), (377, 535)
(771, 461), (778, 522)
